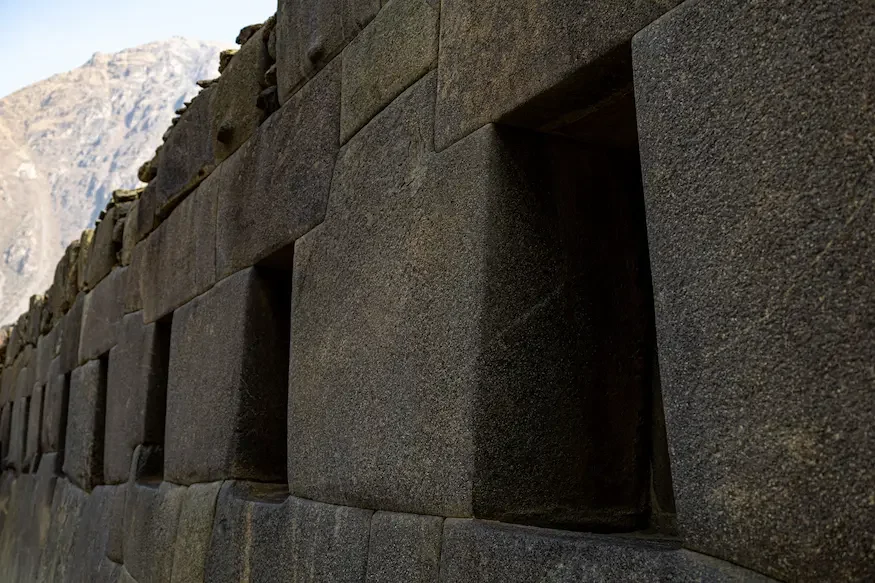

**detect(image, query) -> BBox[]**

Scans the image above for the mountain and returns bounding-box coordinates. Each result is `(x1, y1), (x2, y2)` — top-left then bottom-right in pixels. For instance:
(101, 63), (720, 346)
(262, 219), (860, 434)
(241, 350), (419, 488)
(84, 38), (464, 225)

(0, 37), (231, 325)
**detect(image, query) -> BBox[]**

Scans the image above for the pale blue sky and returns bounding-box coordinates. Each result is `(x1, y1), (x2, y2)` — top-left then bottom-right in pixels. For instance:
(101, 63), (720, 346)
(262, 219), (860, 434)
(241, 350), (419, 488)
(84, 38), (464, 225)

(0, 0), (277, 97)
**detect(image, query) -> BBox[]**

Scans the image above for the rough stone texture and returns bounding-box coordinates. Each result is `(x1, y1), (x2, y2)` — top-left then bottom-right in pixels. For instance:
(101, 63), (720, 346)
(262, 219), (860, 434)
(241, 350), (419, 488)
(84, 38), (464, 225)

(77, 228), (94, 291)
(171, 481), (222, 583)
(7, 396), (29, 470)
(120, 199), (139, 266)
(124, 481), (186, 583)
(276, 0), (380, 103)
(123, 254), (143, 314)
(36, 477), (87, 583)
(78, 266), (126, 364)
(206, 482), (373, 583)
(67, 485), (114, 583)
(104, 312), (169, 484)
(24, 383), (43, 470)
(633, 1), (875, 580)
(340, 0), (438, 143)
(165, 267), (289, 484)
(151, 86), (217, 219)
(366, 511), (443, 583)
(291, 74), (652, 527)
(50, 241), (81, 318)
(41, 357), (68, 454)
(0, 403), (10, 462)
(58, 292), (83, 374)
(85, 205), (120, 289)
(135, 170), (217, 324)
(216, 59), (340, 278)
(212, 27), (270, 162)
(434, 0), (681, 150)
(63, 358), (107, 491)
(34, 322), (59, 387)
(439, 519), (773, 582)
(133, 182), (158, 244)
(106, 484), (126, 563)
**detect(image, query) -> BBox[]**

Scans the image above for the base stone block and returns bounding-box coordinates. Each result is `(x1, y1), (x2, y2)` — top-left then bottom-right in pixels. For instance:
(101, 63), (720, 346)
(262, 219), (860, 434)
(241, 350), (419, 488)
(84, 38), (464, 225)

(366, 511), (443, 583)
(165, 267), (289, 484)
(124, 481), (185, 583)
(78, 267), (126, 364)
(171, 481), (223, 583)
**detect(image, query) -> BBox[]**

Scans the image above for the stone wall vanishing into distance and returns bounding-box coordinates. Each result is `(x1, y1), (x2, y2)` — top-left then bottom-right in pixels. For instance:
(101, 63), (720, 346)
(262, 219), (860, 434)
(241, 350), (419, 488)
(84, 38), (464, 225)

(0, 0), (872, 581)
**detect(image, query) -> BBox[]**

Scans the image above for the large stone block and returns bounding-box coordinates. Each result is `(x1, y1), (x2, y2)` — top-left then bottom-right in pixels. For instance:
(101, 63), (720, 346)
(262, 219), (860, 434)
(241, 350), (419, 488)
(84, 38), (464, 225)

(124, 481), (186, 583)
(78, 266), (126, 364)
(34, 322), (60, 387)
(151, 87), (216, 218)
(216, 59), (340, 278)
(212, 27), (270, 163)
(439, 519), (772, 582)
(77, 228), (94, 291)
(120, 199), (139, 266)
(633, 1), (875, 580)
(340, 0), (438, 143)
(434, 0), (680, 150)
(366, 511), (443, 583)
(49, 241), (81, 318)
(84, 205), (120, 289)
(276, 0), (379, 103)
(165, 267), (289, 484)
(58, 292), (83, 374)
(135, 170), (217, 324)
(67, 485), (115, 583)
(24, 383), (43, 470)
(0, 403), (10, 462)
(106, 484), (126, 563)
(63, 358), (108, 491)
(104, 312), (170, 484)
(36, 477), (87, 583)
(290, 74), (653, 527)
(41, 357), (68, 454)
(205, 482), (372, 583)
(16, 453), (59, 581)
(7, 396), (29, 470)
(171, 481), (222, 583)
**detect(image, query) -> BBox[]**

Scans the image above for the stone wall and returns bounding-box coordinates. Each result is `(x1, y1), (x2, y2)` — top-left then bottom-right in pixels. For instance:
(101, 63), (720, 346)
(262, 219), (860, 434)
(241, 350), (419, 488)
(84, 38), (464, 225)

(0, 0), (872, 581)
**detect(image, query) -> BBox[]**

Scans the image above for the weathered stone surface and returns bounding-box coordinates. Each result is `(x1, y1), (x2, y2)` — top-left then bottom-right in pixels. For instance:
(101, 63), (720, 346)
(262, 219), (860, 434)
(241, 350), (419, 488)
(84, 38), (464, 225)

(165, 267), (288, 484)
(104, 312), (169, 484)
(120, 199), (139, 266)
(7, 396), (29, 470)
(171, 481), (222, 583)
(291, 74), (652, 526)
(67, 485), (114, 582)
(135, 171), (217, 324)
(17, 453), (59, 581)
(63, 358), (107, 490)
(85, 205), (120, 289)
(206, 482), (372, 583)
(41, 357), (68, 453)
(340, 0), (438, 143)
(434, 0), (680, 150)
(216, 59), (340, 278)
(633, 1), (875, 580)
(133, 183), (158, 244)
(152, 86), (216, 218)
(24, 383), (43, 470)
(276, 0), (379, 103)
(106, 484), (126, 563)
(124, 481), (186, 583)
(439, 519), (772, 582)
(34, 323), (60, 387)
(0, 403), (10, 462)
(50, 241), (81, 317)
(77, 228), (94, 291)
(36, 477), (87, 583)
(59, 292), (83, 374)
(212, 28), (270, 162)
(78, 266), (126, 364)
(366, 511), (443, 583)
(123, 255), (142, 314)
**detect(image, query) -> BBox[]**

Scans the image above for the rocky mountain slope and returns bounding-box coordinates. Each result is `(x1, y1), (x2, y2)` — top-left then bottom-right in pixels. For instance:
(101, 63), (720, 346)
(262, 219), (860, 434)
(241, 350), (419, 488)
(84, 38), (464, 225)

(0, 37), (230, 324)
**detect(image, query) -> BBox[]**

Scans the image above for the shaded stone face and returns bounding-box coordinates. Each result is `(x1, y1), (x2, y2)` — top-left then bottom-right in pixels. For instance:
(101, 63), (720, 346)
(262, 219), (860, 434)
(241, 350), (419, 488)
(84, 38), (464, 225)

(366, 511), (443, 583)
(124, 481), (186, 583)
(104, 312), (170, 484)
(63, 358), (108, 491)
(78, 267), (126, 365)
(633, 0), (875, 580)
(275, 0), (380, 103)
(164, 267), (289, 485)
(170, 481), (222, 583)
(205, 481), (372, 583)
(216, 58), (340, 278)
(41, 357), (67, 454)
